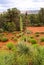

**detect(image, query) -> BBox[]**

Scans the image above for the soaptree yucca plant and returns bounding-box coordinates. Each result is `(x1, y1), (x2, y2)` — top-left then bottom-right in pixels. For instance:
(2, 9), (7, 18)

(17, 42), (32, 55)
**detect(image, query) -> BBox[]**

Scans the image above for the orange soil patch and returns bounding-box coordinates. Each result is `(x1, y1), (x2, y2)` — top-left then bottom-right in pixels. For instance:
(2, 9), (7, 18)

(27, 27), (44, 33)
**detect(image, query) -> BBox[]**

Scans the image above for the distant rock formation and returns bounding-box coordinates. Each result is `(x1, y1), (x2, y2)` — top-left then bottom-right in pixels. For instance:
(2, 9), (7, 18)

(21, 10), (39, 14)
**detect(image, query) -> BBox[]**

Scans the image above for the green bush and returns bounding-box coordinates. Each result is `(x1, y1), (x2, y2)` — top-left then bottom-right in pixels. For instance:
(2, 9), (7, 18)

(35, 32), (40, 34)
(35, 32), (44, 34)
(3, 22), (16, 32)
(1, 37), (8, 42)
(35, 34), (40, 37)
(0, 50), (16, 65)
(30, 39), (37, 44)
(16, 43), (44, 65)
(6, 42), (14, 50)
(40, 37), (44, 42)
(17, 43), (30, 55)
(30, 36), (34, 39)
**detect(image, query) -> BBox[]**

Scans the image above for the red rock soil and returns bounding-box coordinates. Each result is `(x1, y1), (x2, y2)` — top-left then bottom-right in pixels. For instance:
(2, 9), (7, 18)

(27, 27), (44, 33)
(0, 27), (44, 48)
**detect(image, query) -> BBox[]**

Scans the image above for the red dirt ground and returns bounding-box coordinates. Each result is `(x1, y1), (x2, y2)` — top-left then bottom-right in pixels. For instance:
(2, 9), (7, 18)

(0, 27), (44, 48)
(27, 27), (44, 33)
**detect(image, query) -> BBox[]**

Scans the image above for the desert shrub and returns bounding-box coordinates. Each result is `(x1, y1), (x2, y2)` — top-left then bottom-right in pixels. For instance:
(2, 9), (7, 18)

(35, 34), (40, 37)
(6, 42), (14, 50)
(40, 37), (44, 42)
(17, 43), (30, 55)
(35, 32), (44, 34)
(32, 45), (44, 65)
(1, 37), (8, 42)
(15, 43), (33, 65)
(0, 50), (16, 65)
(30, 39), (37, 44)
(30, 36), (34, 39)
(35, 32), (40, 34)
(16, 43), (44, 65)
(17, 53), (32, 65)
(27, 37), (37, 44)
(3, 22), (16, 32)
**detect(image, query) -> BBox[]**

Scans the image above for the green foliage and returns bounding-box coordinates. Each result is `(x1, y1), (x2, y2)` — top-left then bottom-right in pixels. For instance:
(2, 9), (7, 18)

(0, 43), (44, 65)
(31, 45), (44, 65)
(35, 34), (40, 37)
(35, 32), (40, 34)
(30, 36), (34, 39)
(26, 36), (34, 43)
(17, 43), (30, 55)
(0, 37), (8, 42)
(38, 8), (44, 25)
(21, 12), (30, 30)
(6, 42), (14, 50)
(30, 39), (37, 44)
(3, 22), (16, 32)
(0, 50), (16, 65)
(35, 32), (44, 34)
(29, 14), (39, 26)
(0, 8), (20, 31)
(40, 37), (44, 42)
(0, 8), (44, 32)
